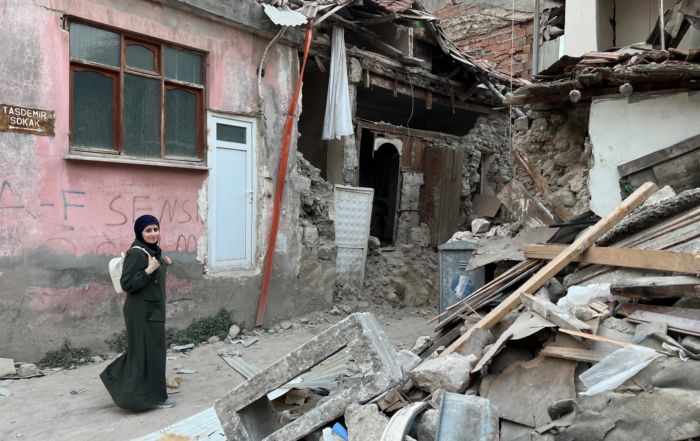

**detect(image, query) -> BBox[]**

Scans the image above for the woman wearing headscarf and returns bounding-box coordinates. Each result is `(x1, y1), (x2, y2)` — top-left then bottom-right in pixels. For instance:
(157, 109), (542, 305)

(100, 214), (175, 410)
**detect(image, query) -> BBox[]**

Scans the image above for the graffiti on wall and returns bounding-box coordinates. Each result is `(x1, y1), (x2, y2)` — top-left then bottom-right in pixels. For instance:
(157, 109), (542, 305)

(0, 176), (205, 257)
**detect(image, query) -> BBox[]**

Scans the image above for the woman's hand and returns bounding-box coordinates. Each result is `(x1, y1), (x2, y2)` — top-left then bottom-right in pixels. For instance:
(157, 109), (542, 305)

(145, 256), (161, 275)
(163, 256), (172, 266)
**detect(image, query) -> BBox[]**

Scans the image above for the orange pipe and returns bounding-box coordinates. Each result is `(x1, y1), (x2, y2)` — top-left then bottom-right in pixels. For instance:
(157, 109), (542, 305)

(256, 21), (313, 327)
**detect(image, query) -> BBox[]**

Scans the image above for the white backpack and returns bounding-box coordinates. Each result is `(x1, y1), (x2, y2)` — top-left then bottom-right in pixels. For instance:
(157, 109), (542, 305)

(109, 246), (151, 294)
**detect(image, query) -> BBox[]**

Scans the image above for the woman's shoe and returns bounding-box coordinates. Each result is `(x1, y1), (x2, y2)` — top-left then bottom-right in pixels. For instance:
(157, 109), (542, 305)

(155, 397), (176, 408)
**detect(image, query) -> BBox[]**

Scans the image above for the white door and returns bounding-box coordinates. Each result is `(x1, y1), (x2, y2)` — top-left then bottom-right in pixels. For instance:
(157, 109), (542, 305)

(208, 113), (255, 268)
(334, 185), (374, 288)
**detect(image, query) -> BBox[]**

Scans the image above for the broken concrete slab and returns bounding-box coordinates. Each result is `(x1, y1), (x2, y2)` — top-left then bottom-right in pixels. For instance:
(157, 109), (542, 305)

(410, 336), (434, 356)
(214, 313), (403, 441)
(497, 180), (555, 228)
(487, 355), (577, 428)
(345, 403), (389, 441)
(410, 353), (477, 394)
(434, 392), (499, 441)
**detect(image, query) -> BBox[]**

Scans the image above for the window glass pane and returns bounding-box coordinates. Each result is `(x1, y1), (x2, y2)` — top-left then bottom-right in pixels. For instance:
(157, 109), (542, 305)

(124, 74), (161, 158)
(217, 124), (246, 144)
(70, 23), (120, 67)
(165, 89), (198, 158)
(72, 70), (114, 150)
(126, 44), (156, 72)
(164, 46), (203, 85)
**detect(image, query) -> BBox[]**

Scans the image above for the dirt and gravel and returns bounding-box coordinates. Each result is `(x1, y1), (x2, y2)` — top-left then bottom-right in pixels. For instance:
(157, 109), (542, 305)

(0, 304), (435, 441)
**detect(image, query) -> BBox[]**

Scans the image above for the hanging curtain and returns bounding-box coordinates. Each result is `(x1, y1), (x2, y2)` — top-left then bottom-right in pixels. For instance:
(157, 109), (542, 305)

(321, 25), (353, 140)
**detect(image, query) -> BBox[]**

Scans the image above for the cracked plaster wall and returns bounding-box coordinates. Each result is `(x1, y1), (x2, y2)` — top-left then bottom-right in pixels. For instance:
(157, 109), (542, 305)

(0, 0), (315, 361)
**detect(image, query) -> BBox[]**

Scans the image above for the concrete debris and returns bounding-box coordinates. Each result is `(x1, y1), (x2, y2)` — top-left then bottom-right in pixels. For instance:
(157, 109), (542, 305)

(447, 230), (474, 243)
(17, 364), (41, 378)
(414, 409), (438, 441)
(472, 218), (491, 234)
(410, 336), (434, 356)
(409, 226), (431, 247)
(345, 403), (389, 441)
(0, 358), (16, 377)
(214, 313), (402, 441)
(228, 325), (241, 340)
(396, 350), (421, 377)
(368, 236), (381, 250)
(409, 353), (477, 393)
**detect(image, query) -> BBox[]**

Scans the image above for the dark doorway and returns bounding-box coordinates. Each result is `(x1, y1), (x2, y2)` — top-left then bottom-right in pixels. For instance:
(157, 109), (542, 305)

(359, 130), (401, 244)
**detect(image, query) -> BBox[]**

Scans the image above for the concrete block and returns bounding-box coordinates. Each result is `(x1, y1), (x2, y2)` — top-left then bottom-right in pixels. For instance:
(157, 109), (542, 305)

(410, 226), (431, 246)
(514, 116), (529, 131)
(471, 218), (491, 234)
(214, 313), (403, 441)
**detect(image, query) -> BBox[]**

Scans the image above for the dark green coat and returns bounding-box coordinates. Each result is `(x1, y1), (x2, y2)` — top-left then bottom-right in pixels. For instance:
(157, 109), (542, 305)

(100, 239), (168, 410)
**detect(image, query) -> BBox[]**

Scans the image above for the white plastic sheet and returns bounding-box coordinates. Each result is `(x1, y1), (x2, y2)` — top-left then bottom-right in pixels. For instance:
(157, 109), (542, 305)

(579, 345), (663, 396)
(321, 26), (353, 140)
(557, 283), (614, 309)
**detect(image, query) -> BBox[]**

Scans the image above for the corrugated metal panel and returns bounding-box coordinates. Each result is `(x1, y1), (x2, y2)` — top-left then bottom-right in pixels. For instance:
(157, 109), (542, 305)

(131, 407), (225, 441)
(220, 355), (262, 380)
(263, 4), (308, 27)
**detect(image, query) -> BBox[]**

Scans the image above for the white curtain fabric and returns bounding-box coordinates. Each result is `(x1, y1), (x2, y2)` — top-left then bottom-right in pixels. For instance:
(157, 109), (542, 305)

(321, 26), (353, 140)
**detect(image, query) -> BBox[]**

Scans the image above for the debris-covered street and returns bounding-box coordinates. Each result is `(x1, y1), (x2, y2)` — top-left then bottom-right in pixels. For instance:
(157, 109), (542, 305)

(5, 0), (700, 439)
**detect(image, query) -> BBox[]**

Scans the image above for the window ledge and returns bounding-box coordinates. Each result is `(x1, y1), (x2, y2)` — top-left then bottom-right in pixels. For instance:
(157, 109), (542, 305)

(64, 152), (210, 170)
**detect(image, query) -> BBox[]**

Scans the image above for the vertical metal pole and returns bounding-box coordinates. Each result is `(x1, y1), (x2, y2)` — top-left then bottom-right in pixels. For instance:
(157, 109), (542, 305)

(533, 0), (540, 75)
(659, 0), (666, 50)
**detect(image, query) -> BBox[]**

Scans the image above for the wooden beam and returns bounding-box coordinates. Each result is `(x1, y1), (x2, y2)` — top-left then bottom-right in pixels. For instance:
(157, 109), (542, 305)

(360, 12), (399, 26)
(440, 182), (659, 356)
(558, 329), (637, 348)
(425, 90), (432, 109)
(505, 81), (700, 105)
(329, 15), (406, 58)
(512, 150), (572, 222)
(539, 346), (609, 363)
(617, 133), (700, 177)
(610, 276), (700, 299)
(523, 244), (700, 274)
(626, 310), (700, 337)
(520, 293), (592, 334)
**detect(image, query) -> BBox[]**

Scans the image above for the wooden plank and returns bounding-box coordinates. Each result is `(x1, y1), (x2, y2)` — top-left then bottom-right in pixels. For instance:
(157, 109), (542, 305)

(412, 138), (424, 171)
(361, 12), (399, 26)
(523, 244), (700, 274)
(520, 293), (592, 334)
(443, 148), (463, 245)
(611, 276), (700, 299)
(617, 133), (700, 177)
(651, 150), (700, 193)
(539, 346), (609, 363)
(441, 182), (659, 356)
(512, 150), (572, 222)
(437, 149), (456, 246)
(558, 329), (637, 347)
(618, 303), (700, 321)
(400, 136), (412, 169)
(420, 145), (445, 247)
(626, 311), (700, 337)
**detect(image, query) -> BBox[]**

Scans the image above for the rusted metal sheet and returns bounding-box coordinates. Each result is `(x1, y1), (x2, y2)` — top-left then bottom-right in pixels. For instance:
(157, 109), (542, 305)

(0, 104), (55, 136)
(497, 179), (555, 228)
(437, 149), (456, 245)
(444, 148), (463, 243)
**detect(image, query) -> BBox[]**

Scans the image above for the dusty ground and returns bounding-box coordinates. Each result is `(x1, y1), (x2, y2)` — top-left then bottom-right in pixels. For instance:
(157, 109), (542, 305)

(0, 305), (435, 441)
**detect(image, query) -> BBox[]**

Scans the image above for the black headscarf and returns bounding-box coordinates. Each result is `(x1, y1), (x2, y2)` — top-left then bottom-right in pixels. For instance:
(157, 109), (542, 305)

(134, 215), (161, 255)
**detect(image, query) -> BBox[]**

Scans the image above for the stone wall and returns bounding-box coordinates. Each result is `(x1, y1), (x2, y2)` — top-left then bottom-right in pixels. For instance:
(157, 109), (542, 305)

(512, 107), (593, 219)
(459, 111), (513, 229)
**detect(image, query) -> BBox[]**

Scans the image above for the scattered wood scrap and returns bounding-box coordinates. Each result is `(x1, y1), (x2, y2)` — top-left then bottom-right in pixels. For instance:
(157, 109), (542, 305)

(520, 293), (592, 335)
(441, 182), (658, 357)
(558, 329), (637, 348)
(523, 244), (700, 274)
(626, 311), (700, 338)
(611, 276), (700, 299)
(539, 346), (608, 364)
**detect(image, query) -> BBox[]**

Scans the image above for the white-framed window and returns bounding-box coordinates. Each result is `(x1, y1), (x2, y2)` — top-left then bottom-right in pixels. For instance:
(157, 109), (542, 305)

(207, 112), (256, 269)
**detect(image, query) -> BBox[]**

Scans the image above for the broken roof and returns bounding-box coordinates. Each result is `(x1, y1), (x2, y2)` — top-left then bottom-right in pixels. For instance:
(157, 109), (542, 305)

(278, 0), (530, 92)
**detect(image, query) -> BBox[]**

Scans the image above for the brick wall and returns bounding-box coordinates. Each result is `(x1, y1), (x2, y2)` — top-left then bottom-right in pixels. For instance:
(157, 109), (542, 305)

(436, 5), (535, 80)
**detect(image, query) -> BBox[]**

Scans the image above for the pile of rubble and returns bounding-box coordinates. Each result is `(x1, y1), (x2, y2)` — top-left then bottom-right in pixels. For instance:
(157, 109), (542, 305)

(212, 181), (700, 440)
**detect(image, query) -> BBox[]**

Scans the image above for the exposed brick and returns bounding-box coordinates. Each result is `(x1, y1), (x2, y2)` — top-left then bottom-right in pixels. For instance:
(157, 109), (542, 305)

(514, 29), (526, 38)
(526, 25), (534, 34)
(459, 3), (466, 11)
(522, 44), (531, 54)
(524, 60), (533, 69)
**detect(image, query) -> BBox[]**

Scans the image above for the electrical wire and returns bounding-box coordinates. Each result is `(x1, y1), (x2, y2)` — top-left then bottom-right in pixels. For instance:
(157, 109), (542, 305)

(407, 72), (414, 137)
